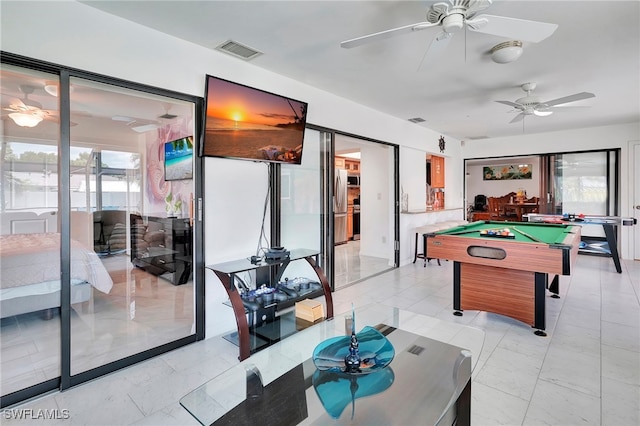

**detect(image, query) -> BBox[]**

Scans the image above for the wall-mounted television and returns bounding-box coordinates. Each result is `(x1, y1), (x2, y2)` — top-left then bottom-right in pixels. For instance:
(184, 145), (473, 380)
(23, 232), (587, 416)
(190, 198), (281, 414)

(202, 75), (308, 165)
(164, 136), (193, 181)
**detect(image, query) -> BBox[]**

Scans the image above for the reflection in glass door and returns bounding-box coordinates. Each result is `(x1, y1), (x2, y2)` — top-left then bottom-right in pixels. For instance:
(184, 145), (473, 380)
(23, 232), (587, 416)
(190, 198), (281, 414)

(68, 78), (196, 375)
(0, 65), (62, 398)
(280, 129), (326, 280)
(548, 150), (618, 241)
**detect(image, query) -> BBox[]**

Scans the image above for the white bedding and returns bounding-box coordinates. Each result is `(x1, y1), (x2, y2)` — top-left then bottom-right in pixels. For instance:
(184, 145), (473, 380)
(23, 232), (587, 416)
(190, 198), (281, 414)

(1, 279), (89, 301)
(0, 233), (113, 299)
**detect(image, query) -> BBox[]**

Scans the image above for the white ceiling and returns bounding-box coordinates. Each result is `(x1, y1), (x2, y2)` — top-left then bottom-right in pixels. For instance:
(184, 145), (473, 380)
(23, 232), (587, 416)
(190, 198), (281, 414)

(61, 1), (640, 142)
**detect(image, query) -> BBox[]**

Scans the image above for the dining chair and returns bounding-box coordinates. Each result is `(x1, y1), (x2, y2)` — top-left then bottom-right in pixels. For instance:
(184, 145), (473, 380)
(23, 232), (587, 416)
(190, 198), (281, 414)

(487, 197), (502, 220)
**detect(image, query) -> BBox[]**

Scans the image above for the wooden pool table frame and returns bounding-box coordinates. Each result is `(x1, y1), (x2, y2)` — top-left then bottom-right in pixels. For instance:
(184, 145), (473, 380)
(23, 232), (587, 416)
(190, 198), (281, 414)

(425, 221), (581, 335)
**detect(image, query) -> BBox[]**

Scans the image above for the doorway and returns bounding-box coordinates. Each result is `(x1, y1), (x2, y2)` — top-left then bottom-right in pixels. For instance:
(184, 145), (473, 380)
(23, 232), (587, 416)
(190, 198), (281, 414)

(631, 141), (640, 260)
(334, 134), (397, 290)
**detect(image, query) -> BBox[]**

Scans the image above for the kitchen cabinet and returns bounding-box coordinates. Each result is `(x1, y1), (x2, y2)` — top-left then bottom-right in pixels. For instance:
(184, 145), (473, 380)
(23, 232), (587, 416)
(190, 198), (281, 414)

(347, 205), (354, 240)
(431, 155), (445, 188)
(336, 157), (360, 173)
(130, 214), (192, 285)
(345, 159), (360, 173)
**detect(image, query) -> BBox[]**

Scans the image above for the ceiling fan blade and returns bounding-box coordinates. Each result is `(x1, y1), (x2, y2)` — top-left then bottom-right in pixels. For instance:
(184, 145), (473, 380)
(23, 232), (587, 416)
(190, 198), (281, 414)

(6, 98), (28, 111)
(466, 0), (493, 17)
(549, 105), (591, 111)
(496, 100), (523, 109)
(509, 113), (525, 124)
(543, 92), (595, 107)
(469, 14), (558, 43)
(340, 21), (437, 48)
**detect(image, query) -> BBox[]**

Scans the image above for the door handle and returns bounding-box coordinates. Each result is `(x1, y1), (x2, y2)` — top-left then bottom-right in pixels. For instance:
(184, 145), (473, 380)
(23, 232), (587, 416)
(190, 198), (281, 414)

(635, 205), (640, 210)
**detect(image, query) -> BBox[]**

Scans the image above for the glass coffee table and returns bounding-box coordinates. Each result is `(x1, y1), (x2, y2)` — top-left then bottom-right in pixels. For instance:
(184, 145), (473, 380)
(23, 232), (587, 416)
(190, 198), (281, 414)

(180, 303), (484, 425)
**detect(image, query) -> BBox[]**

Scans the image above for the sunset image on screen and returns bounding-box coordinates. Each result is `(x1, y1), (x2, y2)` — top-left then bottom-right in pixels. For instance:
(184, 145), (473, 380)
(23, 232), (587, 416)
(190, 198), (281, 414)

(203, 76), (307, 163)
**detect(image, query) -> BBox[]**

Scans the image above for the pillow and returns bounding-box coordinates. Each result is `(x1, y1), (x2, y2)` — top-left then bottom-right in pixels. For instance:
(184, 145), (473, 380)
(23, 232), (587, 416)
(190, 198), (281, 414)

(108, 223), (127, 250)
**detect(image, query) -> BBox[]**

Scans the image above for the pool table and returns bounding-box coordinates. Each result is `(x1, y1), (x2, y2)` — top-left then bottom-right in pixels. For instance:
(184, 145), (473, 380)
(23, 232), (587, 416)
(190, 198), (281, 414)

(425, 220), (581, 335)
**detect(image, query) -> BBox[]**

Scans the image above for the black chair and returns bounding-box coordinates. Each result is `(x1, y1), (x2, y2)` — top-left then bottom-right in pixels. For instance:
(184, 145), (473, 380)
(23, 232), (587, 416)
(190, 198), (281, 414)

(473, 194), (488, 211)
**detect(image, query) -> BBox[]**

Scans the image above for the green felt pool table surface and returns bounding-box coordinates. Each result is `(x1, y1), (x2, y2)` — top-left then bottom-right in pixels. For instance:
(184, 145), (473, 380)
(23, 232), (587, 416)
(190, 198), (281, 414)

(435, 220), (577, 245)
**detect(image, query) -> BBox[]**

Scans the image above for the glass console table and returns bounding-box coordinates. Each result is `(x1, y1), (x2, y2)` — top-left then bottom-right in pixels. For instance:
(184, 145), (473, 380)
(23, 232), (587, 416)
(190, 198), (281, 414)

(206, 249), (334, 361)
(180, 303), (484, 425)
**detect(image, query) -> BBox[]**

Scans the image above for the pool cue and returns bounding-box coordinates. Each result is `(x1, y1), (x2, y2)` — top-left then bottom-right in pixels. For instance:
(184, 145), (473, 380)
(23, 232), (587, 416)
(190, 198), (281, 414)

(446, 229), (480, 236)
(511, 226), (544, 243)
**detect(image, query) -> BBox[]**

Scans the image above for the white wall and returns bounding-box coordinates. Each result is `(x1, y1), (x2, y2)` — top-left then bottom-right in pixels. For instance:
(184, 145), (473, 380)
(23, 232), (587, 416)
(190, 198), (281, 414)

(463, 123), (640, 259)
(466, 156), (540, 202)
(400, 146), (428, 211)
(400, 140), (464, 212)
(0, 1), (465, 338)
(359, 142), (391, 259)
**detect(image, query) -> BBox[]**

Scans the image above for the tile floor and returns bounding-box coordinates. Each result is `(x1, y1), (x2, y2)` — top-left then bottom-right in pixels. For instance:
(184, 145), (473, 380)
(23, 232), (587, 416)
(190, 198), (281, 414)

(3, 255), (639, 425)
(1, 255), (194, 396)
(334, 240), (394, 290)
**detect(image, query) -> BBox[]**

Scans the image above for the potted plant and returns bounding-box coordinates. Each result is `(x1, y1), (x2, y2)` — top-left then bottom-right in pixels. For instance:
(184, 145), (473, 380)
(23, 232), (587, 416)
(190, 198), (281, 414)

(165, 192), (183, 217)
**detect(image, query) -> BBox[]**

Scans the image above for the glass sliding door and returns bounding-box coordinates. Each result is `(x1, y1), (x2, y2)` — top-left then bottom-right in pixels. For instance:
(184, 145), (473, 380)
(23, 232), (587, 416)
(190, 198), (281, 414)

(0, 65), (62, 397)
(68, 77), (196, 375)
(1, 57), (201, 407)
(279, 128), (327, 279)
(548, 150), (618, 240)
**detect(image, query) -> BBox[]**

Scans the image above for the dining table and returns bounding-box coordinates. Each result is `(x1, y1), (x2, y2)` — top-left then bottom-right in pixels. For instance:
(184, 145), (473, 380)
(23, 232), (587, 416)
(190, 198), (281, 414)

(501, 202), (538, 221)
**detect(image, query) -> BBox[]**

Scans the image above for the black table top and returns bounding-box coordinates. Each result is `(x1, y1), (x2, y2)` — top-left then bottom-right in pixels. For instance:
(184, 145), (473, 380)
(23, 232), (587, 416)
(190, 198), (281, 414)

(206, 248), (319, 275)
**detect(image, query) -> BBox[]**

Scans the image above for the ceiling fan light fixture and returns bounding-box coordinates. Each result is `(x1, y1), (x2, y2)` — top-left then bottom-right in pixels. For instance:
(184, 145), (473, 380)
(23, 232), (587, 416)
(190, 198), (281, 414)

(490, 41), (523, 64)
(9, 112), (44, 127)
(442, 13), (465, 33)
(534, 110), (553, 117)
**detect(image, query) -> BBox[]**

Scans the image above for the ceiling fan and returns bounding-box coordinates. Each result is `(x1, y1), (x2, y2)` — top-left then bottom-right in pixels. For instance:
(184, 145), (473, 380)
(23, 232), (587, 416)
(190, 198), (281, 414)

(340, 0), (558, 62)
(496, 82), (595, 123)
(2, 85), (53, 127)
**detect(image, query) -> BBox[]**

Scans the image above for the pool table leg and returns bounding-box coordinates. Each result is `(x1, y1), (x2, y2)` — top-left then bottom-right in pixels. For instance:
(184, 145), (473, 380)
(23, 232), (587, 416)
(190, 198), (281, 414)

(453, 262), (463, 316)
(548, 274), (560, 299)
(534, 272), (547, 336)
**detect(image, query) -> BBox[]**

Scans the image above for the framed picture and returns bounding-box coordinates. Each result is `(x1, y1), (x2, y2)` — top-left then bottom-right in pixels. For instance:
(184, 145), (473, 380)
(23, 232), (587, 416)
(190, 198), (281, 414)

(164, 136), (193, 181)
(483, 164), (532, 180)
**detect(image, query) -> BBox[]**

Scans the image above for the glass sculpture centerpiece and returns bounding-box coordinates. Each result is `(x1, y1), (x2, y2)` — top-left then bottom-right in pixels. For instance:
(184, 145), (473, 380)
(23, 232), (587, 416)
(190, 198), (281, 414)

(311, 305), (395, 419)
(312, 305), (395, 374)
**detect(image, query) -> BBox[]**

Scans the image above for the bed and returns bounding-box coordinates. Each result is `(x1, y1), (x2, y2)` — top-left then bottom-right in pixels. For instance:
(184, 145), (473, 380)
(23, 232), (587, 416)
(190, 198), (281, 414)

(0, 232), (113, 319)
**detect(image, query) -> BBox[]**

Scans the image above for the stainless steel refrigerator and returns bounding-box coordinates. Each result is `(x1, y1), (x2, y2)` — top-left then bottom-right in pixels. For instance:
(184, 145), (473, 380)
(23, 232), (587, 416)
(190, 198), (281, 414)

(334, 168), (348, 244)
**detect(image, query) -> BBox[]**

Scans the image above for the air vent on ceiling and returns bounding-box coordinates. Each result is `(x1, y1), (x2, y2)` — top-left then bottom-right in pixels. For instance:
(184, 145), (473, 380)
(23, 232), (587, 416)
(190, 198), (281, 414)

(468, 135), (489, 140)
(407, 344), (425, 355)
(215, 40), (263, 61)
(408, 117), (426, 123)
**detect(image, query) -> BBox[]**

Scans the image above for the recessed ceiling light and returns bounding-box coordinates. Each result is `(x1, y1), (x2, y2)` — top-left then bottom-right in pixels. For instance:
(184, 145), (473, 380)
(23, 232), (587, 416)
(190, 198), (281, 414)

(43, 84), (73, 97)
